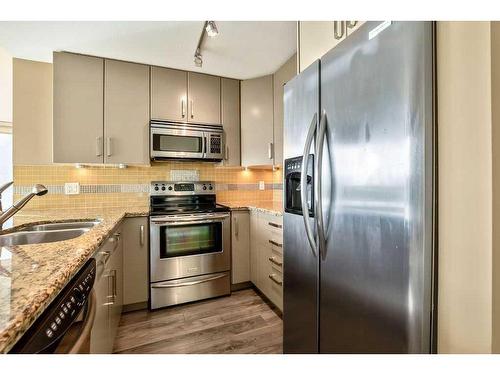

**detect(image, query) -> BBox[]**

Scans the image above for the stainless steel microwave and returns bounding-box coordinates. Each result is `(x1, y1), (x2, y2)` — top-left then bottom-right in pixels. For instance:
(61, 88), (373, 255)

(150, 121), (224, 161)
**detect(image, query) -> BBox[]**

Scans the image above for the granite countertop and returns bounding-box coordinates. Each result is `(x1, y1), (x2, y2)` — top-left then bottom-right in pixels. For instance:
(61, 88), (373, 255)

(0, 207), (149, 353)
(218, 201), (283, 216)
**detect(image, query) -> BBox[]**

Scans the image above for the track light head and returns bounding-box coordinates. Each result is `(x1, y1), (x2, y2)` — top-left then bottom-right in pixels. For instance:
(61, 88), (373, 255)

(194, 50), (203, 67)
(205, 21), (219, 37)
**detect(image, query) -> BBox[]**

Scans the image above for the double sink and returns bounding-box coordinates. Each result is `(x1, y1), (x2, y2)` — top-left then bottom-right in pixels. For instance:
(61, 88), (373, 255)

(0, 220), (101, 247)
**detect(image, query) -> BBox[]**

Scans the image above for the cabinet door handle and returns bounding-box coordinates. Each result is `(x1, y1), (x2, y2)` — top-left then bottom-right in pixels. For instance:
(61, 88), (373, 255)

(269, 274), (283, 286)
(139, 225), (145, 246)
(106, 137), (112, 157)
(190, 100), (194, 119)
(181, 99), (186, 118)
(334, 21), (346, 39)
(268, 142), (274, 159)
(225, 145), (229, 160)
(269, 257), (283, 267)
(346, 21), (357, 29)
(112, 269), (117, 298)
(234, 216), (239, 237)
(268, 222), (282, 229)
(104, 271), (115, 305)
(269, 239), (283, 248)
(96, 137), (103, 157)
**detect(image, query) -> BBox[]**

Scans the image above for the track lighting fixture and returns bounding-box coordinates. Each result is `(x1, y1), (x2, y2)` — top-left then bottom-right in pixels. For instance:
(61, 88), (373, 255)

(194, 21), (219, 67)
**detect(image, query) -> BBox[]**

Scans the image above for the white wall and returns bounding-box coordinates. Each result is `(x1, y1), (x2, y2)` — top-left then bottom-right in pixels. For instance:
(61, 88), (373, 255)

(437, 21), (493, 353)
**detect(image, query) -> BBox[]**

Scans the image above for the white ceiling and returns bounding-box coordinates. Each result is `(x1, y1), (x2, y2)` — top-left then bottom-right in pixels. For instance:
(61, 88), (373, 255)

(0, 21), (297, 79)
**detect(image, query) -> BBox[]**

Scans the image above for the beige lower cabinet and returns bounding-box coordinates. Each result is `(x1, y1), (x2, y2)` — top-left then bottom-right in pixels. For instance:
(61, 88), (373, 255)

(90, 229), (123, 354)
(122, 217), (149, 308)
(231, 210), (250, 284)
(249, 210), (283, 311)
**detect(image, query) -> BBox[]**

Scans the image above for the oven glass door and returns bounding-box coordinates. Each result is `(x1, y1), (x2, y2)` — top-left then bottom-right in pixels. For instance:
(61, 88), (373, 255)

(159, 222), (222, 258)
(151, 127), (205, 159)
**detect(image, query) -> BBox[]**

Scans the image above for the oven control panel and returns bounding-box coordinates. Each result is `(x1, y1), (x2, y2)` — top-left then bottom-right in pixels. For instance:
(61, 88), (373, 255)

(151, 181), (215, 196)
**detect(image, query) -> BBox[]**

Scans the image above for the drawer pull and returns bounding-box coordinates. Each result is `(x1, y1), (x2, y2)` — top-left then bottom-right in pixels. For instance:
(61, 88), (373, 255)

(268, 222), (282, 229)
(269, 239), (282, 248)
(269, 274), (283, 286)
(268, 257), (283, 267)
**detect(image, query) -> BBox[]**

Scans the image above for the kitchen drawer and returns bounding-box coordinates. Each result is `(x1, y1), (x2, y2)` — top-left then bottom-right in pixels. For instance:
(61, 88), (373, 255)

(150, 271), (230, 309)
(268, 248), (283, 272)
(268, 269), (283, 311)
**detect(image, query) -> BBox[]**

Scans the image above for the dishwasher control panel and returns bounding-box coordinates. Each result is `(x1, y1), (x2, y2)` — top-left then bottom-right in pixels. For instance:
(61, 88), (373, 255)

(10, 258), (96, 353)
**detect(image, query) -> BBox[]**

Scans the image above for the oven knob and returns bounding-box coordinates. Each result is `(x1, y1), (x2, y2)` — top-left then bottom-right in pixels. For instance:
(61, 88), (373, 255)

(154, 186), (159, 191)
(168, 186), (173, 191)
(45, 328), (53, 338)
(209, 185), (213, 190)
(51, 322), (58, 331)
(161, 186), (166, 191)
(202, 185), (207, 190)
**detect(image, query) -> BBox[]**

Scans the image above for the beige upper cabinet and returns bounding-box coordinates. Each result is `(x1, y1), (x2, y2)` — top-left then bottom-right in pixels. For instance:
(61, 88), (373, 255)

(151, 66), (187, 122)
(273, 54), (297, 166)
(187, 72), (221, 125)
(53, 52), (104, 163)
(104, 60), (150, 165)
(241, 75), (274, 167)
(221, 78), (240, 166)
(151, 68), (221, 125)
(299, 21), (364, 73)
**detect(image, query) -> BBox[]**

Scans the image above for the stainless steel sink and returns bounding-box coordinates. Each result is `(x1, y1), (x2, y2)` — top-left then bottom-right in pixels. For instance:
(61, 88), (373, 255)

(22, 220), (101, 232)
(0, 228), (90, 247)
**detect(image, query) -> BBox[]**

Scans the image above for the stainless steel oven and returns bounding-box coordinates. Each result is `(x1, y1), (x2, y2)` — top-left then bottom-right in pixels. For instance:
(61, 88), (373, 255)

(150, 121), (224, 161)
(150, 212), (230, 282)
(149, 181), (231, 309)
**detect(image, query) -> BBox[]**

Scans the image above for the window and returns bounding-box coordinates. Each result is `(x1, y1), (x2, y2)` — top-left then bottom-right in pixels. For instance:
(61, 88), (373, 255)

(0, 123), (13, 226)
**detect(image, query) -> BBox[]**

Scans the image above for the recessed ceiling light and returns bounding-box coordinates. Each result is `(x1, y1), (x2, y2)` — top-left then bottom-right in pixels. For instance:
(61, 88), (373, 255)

(205, 21), (219, 37)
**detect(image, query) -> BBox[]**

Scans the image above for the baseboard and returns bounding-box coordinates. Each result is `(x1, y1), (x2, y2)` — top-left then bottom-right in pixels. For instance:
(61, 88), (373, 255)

(123, 301), (148, 313)
(231, 281), (253, 291)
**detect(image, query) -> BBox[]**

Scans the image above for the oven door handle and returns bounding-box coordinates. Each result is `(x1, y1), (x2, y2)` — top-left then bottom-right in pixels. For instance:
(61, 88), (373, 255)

(151, 273), (228, 288)
(151, 219), (224, 226)
(151, 213), (229, 224)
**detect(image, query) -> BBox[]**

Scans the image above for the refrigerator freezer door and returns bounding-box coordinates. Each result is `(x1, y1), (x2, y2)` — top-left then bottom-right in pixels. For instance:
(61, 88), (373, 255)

(319, 22), (434, 353)
(283, 60), (320, 353)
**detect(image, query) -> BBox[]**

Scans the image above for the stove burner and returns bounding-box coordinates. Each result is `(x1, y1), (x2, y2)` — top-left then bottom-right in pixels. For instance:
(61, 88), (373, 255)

(150, 181), (228, 216)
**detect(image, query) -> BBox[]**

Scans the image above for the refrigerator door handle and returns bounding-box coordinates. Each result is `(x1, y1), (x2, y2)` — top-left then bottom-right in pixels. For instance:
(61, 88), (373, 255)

(315, 110), (328, 259)
(301, 112), (318, 256)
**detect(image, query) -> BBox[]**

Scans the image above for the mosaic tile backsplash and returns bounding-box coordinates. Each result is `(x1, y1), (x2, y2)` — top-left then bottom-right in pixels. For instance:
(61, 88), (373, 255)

(13, 162), (283, 212)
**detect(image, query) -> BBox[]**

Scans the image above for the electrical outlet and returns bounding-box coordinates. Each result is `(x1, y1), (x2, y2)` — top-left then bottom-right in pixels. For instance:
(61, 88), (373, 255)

(259, 181), (265, 190)
(64, 182), (80, 195)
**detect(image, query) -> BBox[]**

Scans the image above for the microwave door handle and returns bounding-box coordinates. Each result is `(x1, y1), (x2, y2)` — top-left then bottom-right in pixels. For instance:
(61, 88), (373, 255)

(203, 135), (207, 157)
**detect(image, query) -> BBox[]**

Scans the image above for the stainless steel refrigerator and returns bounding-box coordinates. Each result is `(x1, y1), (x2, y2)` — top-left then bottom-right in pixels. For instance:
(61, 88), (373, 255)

(283, 21), (436, 353)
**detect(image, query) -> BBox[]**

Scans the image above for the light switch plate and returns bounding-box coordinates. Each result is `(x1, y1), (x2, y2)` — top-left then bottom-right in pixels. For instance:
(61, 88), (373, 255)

(259, 181), (265, 190)
(64, 182), (80, 195)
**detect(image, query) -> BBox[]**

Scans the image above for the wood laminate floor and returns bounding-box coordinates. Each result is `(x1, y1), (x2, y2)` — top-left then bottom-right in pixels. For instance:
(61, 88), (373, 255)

(113, 288), (283, 354)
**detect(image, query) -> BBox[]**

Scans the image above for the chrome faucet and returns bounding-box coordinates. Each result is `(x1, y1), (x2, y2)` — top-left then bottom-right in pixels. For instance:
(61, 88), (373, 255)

(0, 184), (48, 229)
